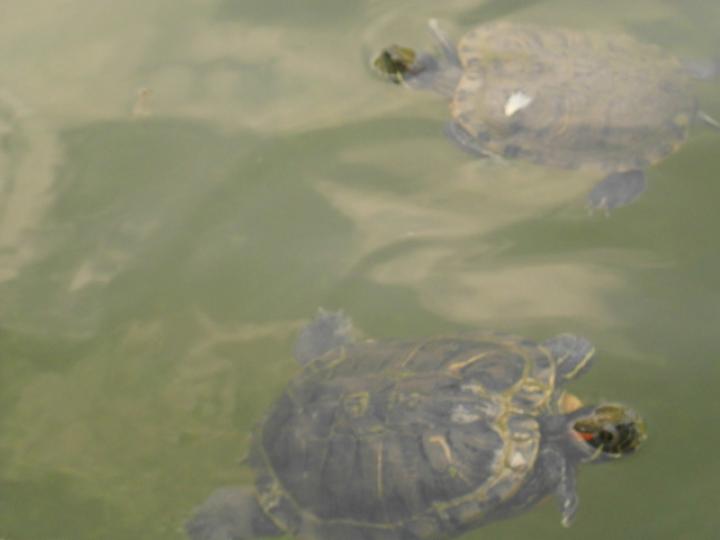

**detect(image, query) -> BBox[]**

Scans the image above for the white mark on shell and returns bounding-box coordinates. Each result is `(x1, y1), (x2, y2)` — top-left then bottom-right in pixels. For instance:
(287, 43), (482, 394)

(504, 91), (533, 117)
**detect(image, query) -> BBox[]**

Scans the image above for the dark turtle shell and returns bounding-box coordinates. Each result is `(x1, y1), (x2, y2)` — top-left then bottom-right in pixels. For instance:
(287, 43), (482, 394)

(452, 23), (695, 172)
(252, 334), (560, 540)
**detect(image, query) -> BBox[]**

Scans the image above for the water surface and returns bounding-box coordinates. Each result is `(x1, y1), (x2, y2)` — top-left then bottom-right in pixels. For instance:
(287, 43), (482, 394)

(1, 0), (719, 538)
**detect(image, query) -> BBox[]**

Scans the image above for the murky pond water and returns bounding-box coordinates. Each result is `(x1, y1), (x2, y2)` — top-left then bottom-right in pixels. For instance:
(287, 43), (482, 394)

(1, 1), (719, 539)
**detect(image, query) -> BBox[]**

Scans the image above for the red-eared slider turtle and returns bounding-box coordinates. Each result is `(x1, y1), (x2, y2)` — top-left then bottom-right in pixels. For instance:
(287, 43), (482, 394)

(373, 20), (720, 212)
(186, 310), (646, 540)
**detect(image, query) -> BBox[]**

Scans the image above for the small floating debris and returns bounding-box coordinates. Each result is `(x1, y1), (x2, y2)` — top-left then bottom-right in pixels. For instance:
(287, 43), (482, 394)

(132, 87), (153, 118)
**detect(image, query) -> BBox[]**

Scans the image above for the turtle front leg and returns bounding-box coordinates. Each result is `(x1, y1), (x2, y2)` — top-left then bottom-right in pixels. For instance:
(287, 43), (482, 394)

(186, 486), (283, 540)
(444, 121), (492, 158)
(587, 169), (647, 214)
(557, 458), (580, 527)
(293, 308), (355, 366)
(542, 448), (580, 527)
(542, 334), (595, 383)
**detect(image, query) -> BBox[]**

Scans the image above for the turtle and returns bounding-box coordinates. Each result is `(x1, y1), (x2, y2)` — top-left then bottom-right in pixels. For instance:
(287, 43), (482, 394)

(372, 20), (720, 212)
(186, 309), (646, 540)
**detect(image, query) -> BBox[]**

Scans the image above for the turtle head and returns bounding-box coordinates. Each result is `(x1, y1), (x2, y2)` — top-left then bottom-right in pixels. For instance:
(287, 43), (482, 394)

(372, 45), (419, 84)
(570, 404), (646, 460)
(373, 41), (461, 97)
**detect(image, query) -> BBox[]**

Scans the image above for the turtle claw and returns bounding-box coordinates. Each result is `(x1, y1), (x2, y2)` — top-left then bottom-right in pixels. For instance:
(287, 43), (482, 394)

(586, 200), (611, 218)
(587, 169), (647, 213)
(561, 496), (579, 528)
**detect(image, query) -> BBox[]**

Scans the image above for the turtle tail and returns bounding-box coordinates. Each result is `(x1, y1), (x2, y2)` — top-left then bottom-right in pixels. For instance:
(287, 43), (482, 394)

(186, 486), (283, 540)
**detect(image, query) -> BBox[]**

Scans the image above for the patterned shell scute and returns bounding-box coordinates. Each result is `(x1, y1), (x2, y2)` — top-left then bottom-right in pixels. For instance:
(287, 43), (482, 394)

(452, 23), (696, 172)
(254, 334), (559, 539)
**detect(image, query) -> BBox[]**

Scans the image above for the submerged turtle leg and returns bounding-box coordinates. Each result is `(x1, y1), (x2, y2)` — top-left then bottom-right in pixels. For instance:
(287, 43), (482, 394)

(542, 334), (595, 383)
(444, 121), (491, 158)
(557, 458), (580, 527)
(682, 57), (720, 80)
(539, 447), (580, 527)
(293, 308), (355, 366)
(427, 19), (461, 67)
(186, 486), (283, 540)
(587, 169), (647, 214)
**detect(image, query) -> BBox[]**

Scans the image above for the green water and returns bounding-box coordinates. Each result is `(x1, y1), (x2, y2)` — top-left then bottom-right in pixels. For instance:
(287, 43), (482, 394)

(1, 0), (719, 538)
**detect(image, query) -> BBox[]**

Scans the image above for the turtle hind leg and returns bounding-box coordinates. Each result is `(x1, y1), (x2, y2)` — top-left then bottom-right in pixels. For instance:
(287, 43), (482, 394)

(186, 487), (283, 540)
(293, 308), (355, 366)
(587, 169), (647, 214)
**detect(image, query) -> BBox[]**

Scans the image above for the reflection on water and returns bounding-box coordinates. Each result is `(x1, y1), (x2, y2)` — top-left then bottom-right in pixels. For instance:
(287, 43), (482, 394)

(0, 0), (719, 539)
(0, 91), (60, 283)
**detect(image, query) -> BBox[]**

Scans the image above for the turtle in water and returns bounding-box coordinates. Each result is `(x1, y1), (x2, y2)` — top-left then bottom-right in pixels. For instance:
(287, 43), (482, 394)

(186, 310), (646, 540)
(373, 20), (720, 212)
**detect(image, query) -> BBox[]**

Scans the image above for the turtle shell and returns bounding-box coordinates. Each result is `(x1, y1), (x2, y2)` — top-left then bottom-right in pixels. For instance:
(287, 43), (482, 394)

(451, 23), (696, 172)
(252, 334), (559, 540)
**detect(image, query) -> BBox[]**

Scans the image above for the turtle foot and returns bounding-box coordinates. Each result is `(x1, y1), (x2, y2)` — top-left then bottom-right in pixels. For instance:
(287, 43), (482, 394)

(293, 308), (355, 366)
(186, 487), (282, 540)
(587, 169), (646, 214)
